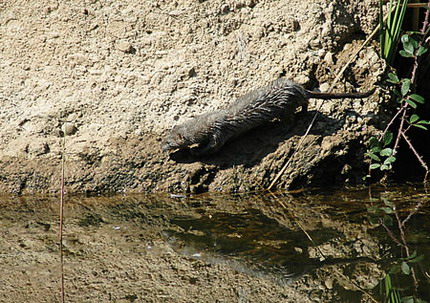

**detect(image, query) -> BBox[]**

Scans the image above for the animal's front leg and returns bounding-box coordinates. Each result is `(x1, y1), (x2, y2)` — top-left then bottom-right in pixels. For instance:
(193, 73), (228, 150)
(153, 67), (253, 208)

(191, 133), (225, 156)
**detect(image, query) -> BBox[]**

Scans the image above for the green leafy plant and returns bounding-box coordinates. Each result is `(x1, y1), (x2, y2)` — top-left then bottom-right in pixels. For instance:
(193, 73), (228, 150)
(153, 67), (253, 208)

(367, 132), (396, 171)
(368, 27), (430, 179)
(383, 273), (401, 303)
(380, 0), (409, 65)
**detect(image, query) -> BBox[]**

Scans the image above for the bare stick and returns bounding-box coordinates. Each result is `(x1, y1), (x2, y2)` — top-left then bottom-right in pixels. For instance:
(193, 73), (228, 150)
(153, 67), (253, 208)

(59, 134), (65, 303)
(267, 114), (318, 191)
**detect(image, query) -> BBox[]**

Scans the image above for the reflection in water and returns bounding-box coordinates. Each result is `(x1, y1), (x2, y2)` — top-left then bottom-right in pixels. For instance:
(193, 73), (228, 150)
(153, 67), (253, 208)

(163, 209), (340, 285)
(0, 184), (429, 302)
(162, 209), (385, 286)
(164, 213), (311, 284)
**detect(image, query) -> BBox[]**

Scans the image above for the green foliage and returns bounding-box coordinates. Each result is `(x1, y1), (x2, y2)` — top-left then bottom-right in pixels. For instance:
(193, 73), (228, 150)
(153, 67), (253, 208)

(399, 33), (429, 58)
(383, 273), (402, 303)
(366, 131), (396, 171)
(380, 0), (409, 65)
(408, 113), (430, 131)
(367, 197), (395, 225)
(388, 70), (428, 126)
(367, 31), (429, 176)
(384, 250), (427, 303)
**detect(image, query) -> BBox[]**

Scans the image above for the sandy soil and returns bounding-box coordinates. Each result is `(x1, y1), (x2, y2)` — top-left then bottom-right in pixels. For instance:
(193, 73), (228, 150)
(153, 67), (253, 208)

(0, 0), (385, 195)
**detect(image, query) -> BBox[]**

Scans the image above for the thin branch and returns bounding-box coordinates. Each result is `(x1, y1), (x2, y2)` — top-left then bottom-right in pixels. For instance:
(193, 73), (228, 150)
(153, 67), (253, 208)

(379, 218), (405, 248)
(402, 200), (425, 227)
(59, 134), (66, 303)
(393, 105), (407, 154)
(378, 105), (406, 141)
(401, 131), (429, 179)
(394, 209), (420, 291)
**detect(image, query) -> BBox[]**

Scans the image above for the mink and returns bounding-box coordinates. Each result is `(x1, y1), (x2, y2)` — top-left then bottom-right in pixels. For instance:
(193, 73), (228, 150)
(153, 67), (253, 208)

(161, 78), (375, 155)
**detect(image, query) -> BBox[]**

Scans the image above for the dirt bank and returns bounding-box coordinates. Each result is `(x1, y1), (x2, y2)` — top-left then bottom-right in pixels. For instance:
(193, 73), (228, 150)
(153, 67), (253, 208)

(0, 0), (385, 194)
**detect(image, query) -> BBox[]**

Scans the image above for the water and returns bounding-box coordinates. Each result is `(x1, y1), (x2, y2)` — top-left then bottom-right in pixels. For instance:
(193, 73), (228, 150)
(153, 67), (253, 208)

(0, 184), (429, 302)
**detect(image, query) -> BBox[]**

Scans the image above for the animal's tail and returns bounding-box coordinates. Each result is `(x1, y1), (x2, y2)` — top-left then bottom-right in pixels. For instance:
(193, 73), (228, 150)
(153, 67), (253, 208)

(306, 87), (376, 100)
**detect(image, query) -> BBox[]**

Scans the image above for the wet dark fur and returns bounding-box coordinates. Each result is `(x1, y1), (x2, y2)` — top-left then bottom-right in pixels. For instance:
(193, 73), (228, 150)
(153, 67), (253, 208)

(162, 78), (374, 155)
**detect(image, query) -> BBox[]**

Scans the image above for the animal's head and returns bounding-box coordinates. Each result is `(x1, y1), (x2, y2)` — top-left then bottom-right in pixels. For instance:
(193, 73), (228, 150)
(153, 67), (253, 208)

(161, 124), (189, 152)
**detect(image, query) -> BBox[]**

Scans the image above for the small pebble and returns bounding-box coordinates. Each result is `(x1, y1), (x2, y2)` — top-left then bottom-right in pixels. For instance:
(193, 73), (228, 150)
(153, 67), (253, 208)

(323, 52), (334, 65)
(115, 41), (136, 54)
(61, 123), (78, 136)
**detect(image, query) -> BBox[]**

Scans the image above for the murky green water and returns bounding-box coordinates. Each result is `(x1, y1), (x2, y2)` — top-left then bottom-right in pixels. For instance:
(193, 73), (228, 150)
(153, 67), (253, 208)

(1, 185), (429, 302)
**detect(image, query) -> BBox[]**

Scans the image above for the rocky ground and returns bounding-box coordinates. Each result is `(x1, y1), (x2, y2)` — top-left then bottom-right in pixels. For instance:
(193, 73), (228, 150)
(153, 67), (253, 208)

(0, 0), (385, 195)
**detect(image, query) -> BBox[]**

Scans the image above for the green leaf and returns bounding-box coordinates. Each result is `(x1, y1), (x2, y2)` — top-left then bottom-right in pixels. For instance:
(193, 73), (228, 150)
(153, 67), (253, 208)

(387, 72), (400, 84)
(401, 34), (410, 44)
(382, 197), (393, 206)
(380, 148), (393, 156)
(403, 42), (414, 54)
(367, 205), (379, 213)
(371, 146), (382, 153)
(384, 156), (397, 165)
(369, 137), (382, 148)
(405, 251), (418, 260)
(418, 120), (430, 125)
(368, 153), (381, 162)
(410, 36), (419, 49)
(410, 94), (425, 104)
(410, 114), (420, 123)
(409, 254), (425, 263)
(414, 124), (428, 130)
(370, 163), (381, 170)
(417, 45), (428, 56)
(406, 99), (417, 109)
(401, 261), (411, 275)
(380, 164), (390, 171)
(399, 50), (414, 57)
(369, 136), (378, 146)
(383, 131), (393, 145)
(381, 206), (394, 214)
(401, 296), (414, 303)
(393, 89), (402, 98)
(383, 216), (393, 226)
(401, 79), (411, 96)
